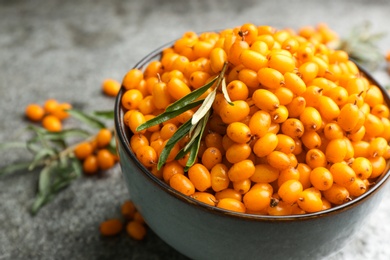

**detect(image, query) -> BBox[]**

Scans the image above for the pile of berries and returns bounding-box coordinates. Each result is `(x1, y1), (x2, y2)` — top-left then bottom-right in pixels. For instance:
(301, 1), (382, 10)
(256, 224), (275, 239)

(121, 23), (390, 215)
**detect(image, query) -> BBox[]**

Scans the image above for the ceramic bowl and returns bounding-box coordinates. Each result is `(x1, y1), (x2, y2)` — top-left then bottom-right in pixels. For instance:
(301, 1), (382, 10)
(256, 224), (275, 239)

(114, 42), (390, 260)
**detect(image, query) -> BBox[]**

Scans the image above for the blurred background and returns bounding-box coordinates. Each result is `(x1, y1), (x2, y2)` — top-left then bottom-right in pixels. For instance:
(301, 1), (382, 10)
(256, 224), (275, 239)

(1, 0), (390, 259)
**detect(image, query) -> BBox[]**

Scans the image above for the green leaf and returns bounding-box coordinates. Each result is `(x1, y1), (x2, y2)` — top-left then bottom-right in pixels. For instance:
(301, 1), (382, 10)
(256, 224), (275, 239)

(136, 99), (203, 132)
(107, 136), (118, 156)
(0, 162), (31, 177)
(165, 76), (218, 112)
(0, 142), (27, 150)
(191, 87), (217, 125)
(40, 128), (91, 141)
(38, 164), (53, 196)
(28, 148), (56, 171)
(70, 157), (83, 177)
(157, 119), (193, 170)
(67, 109), (106, 129)
(221, 77), (234, 106)
(93, 110), (115, 120)
(31, 193), (49, 215)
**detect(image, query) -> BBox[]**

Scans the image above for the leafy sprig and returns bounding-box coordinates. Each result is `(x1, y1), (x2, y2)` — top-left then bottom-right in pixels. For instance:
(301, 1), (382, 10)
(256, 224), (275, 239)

(137, 62), (230, 170)
(0, 109), (116, 214)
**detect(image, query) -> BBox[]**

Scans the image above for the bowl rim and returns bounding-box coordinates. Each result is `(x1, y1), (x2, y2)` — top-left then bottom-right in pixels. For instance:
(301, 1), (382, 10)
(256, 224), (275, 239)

(114, 39), (390, 222)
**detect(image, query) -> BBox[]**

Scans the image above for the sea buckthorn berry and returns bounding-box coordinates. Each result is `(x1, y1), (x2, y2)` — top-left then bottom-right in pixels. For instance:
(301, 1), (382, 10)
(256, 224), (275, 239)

(325, 139), (347, 163)
(381, 118), (390, 141)
(74, 142), (93, 160)
(284, 72), (306, 96)
(272, 87), (294, 106)
(144, 60), (163, 78)
(188, 163), (212, 192)
(305, 148), (327, 169)
(122, 69), (143, 90)
(167, 77), (191, 101)
(210, 164), (230, 192)
(233, 178), (252, 194)
(281, 118), (304, 138)
(250, 164), (279, 183)
(25, 104), (45, 122)
(346, 178), (367, 197)
(297, 163), (312, 190)
(252, 89), (280, 112)
(323, 184), (350, 205)
(243, 188), (272, 212)
(189, 71), (211, 89)
(238, 69), (259, 89)
(226, 80), (249, 101)
(364, 85), (384, 107)
(217, 198), (246, 213)
(96, 128), (112, 148)
(310, 167), (333, 191)
(193, 41), (214, 59)
(364, 114), (384, 138)
(128, 111), (146, 134)
(43, 99), (59, 115)
(278, 179), (303, 204)
(121, 200), (136, 220)
(83, 155), (98, 175)
(226, 122), (251, 144)
(130, 134), (149, 153)
(345, 77), (367, 96)
(51, 102), (72, 120)
(210, 47), (227, 73)
(152, 82), (171, 109)
(300, 107), (322, 131)
(323, 122), (344, 140)
(301, 86), (322, 108)
(296, 43), (315, 63)
(126, 220), (146, 241)
(269, 105), (289, 124)
(225, 143), (251, 164)
(138, 96), (156, 116)
(351, 157), (372, 180)
(228, 39), (249, 66)
(282, 37), (299, 53)
(201, 147), (223, 170)
(135, 145), (157, 168)
(371, 104), (390, 119)
(301, 131), (322, 150)
(368, 137), (388, 158)
(42, 115), (62, 132)
(250, 40), (269, 55)
(318, 96), (340, 122)
(277, 166), (300, 187)
(239, 49), (267, 72)
(330, 162), (356, 187)
(266, 151), (291, 170)
(239, 23), (258, 44)
(253, 133), (278, 157)
(162, 161), (184, 183)
(102, 79), (121, 97)
(96, 149), (116, 170)
(170, 173), (195, 196)
(191, 192), (217, 206)
(205, 132), (225, 152)
(369, 156), (387, 179)
(275, 134), (296, 154)
(215, 188), (242, 201)
(160, 123), (177, 141)
(297, 188), (323, 213)
(122, 89), (143, 110)
(100, 219), (123, 236)
(257, 68), (285, 89)
(228, 160), (255, 182)
(220, 100), (250, 124)
(268, 53), (296, 74)
(286, 96), (306, 118)
(249, 110), (271, 138)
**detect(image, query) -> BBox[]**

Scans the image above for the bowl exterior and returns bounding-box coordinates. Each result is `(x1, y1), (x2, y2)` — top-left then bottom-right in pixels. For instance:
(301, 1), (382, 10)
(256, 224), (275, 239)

(116, 133), (387, 260)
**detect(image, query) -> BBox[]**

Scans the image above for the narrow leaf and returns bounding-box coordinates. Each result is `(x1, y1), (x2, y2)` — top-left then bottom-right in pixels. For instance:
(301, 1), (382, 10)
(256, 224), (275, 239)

(67, 109), (106, 129)
(165, 76), (218, 112)
(0, 162), (31, 177)
(70, 157), (83, 177)
(157, 119), (193, 170)
(0, 142), (27, 150)
(39, 165), (53, 196)
(93, 110), (115, 119)
(31, 193), (49, 215)
(221, 77), (234, 105)
(28, 148), (56, 171)
(191, 88), (217, 125)
(185, 122), (203, 151)
(137, 100), (203, 132)
(41, 128), (91, 141)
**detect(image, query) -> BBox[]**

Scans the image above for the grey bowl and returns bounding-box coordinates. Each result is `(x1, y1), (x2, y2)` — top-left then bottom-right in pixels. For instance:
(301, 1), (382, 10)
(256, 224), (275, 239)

(114, 42), (390, 260)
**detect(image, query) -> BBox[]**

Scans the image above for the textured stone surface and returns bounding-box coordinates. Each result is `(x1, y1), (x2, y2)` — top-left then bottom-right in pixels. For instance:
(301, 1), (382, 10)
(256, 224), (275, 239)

(1, 0), (390, 259)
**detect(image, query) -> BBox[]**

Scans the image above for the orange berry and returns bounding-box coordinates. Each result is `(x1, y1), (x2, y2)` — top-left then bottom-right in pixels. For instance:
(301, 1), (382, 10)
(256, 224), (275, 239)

(126, 221), (146, 240)
(217, 198), (246, 213)
(25, 103), (45, 122)
(121, 200), (136, 220)
(191, 192), (217, 206)
(97, 149), (115, 170)
(42, 115), (62, 132)
(135, 145), (157, 168)
(100, 219), (123, 236)
(121, 89), (143, 110)
(122, 69), (143, 90)
(51, 103), (72, 120)
(43, 99), (59, 115)
(74, 142), (93, 160)
(83, 155), (98, 175)
(169, 173), (195, 196)
(102, 78), (121, 97)
(96, 128), (112, 148)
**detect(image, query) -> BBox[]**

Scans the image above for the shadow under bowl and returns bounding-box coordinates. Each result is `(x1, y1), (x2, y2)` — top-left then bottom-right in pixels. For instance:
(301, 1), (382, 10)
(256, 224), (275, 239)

(114, 41), (390, 260)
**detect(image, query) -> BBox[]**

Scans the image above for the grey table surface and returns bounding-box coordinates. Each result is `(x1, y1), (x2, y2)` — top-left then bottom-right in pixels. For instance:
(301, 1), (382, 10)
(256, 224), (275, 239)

(1, 0), (390, 259)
